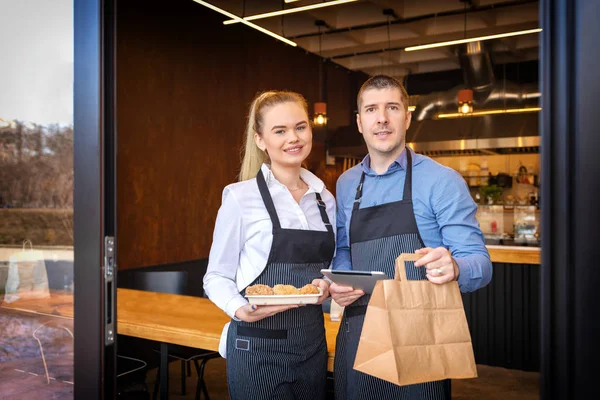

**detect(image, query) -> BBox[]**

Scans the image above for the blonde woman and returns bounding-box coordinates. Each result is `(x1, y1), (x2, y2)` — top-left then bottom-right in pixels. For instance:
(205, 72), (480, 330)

(203, 91), (335, 400)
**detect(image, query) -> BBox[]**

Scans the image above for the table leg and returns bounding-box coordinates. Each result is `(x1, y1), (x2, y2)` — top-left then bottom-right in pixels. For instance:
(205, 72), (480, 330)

(160, 342), (169, 399)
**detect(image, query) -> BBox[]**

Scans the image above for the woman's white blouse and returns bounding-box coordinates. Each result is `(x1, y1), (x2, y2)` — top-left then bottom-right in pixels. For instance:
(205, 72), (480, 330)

(203, 164), (336, 319)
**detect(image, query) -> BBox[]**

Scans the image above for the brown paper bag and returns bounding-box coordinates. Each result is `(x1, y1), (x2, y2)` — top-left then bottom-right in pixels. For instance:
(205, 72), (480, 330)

(353, 253), (477, 386)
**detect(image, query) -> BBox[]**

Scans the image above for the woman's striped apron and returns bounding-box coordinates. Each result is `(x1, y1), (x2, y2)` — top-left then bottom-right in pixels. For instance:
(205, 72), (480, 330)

(334, 148), (451, 400)
(226, 170), (335, 400)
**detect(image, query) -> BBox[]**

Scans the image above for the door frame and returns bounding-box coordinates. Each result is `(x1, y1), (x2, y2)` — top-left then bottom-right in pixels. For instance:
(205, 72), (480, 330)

(73, 0), (117, 397)
(540, 0), (600, 398)
(71, 0), (600, 398)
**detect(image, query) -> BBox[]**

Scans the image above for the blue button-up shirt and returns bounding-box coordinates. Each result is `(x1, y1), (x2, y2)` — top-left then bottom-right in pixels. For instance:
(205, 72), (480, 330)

(332, 147), (492, 293)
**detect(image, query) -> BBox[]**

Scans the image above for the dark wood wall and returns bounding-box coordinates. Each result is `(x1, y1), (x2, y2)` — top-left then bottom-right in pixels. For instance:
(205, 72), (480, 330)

(116, 0), (367, 269)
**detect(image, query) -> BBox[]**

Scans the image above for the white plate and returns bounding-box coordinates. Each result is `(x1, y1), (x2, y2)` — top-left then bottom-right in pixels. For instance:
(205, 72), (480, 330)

(246, 288), (322, 305)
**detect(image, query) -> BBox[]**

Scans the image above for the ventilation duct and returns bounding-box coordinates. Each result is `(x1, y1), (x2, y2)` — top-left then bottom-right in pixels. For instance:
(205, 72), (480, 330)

(328, 43), (541, 158)
(459, 41), (496, 95)
(414, 41), (539, 122)
(412, 82), (540, 122)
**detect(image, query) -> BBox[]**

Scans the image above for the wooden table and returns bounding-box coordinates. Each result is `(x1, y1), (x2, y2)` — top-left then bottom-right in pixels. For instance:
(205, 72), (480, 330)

(118, 288), (341, 398)
(1, 289), (341, 399)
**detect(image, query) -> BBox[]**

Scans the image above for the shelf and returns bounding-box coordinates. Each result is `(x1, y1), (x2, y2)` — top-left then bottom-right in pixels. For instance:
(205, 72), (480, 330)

(478, 207), (540, 212)
(462, 174), (538, 186)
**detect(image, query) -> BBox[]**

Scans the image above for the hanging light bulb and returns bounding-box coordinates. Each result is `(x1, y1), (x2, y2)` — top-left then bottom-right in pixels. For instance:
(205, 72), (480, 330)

(314, 102), (327, 126)
(314, 22), (327, 127)
(457, 89), (473, 114)
(456, 7), (473, 115)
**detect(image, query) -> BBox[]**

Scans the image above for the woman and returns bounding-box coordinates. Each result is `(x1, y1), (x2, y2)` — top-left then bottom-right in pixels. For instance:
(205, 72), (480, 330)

(203, 91), (335, 400)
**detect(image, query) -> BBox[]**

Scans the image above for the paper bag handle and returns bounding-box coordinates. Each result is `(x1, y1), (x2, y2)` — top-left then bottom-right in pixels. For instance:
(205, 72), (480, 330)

(395, 253), (423, 281)
(22, 240), (33, 252)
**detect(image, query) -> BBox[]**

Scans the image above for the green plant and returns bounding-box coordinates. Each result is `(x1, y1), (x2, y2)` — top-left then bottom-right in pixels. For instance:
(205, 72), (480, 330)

(478, 185), (504, 203)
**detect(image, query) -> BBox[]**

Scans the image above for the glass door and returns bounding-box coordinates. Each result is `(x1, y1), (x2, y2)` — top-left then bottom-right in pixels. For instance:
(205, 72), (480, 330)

(0, 0), (117, 398)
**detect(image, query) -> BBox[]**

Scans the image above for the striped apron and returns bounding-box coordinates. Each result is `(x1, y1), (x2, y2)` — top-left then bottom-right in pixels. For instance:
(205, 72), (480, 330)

(226, 170), (335, 400)
(334, 149), (451, 400)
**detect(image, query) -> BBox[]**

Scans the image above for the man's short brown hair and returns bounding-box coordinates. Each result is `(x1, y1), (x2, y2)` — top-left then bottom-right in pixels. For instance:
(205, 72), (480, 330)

(357, 75), (409, 111)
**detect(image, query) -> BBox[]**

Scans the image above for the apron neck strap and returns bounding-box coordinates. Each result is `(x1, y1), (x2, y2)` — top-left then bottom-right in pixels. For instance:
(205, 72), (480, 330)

(315, 192), (334, 233)
(256, 169), (282, 230)
(257, 169), (332, 233)
(353, 146), (413, 211)
(403, 147), (413, 201)
(353, 172), (366, 211)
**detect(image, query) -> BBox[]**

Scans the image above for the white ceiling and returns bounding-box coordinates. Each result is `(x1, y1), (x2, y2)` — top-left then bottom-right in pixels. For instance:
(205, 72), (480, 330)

(206, 0), (540, 80)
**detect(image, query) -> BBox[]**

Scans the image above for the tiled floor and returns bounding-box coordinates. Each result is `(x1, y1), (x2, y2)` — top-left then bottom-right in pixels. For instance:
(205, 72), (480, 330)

(0, 367), (73, 400)
(0, 310), (74, 400)
(0, 355), (538, 399)
(143, 360), (540, 400)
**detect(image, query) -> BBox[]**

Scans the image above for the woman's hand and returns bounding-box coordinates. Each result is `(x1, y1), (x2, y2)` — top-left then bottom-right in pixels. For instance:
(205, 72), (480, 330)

(234, 303), (299, 323)
(329, 282), (364, 307)
(312, 278), (330, 305)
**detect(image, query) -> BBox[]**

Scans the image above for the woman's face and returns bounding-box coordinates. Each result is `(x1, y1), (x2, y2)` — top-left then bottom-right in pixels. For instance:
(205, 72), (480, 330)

(254, 101), (312, 169)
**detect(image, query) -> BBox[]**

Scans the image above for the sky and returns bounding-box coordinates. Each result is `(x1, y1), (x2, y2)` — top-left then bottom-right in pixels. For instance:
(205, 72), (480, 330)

(0, 0), (73, 125)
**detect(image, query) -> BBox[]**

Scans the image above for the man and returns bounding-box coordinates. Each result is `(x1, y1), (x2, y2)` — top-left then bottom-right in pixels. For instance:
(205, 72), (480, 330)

(330, 75), (492, 400)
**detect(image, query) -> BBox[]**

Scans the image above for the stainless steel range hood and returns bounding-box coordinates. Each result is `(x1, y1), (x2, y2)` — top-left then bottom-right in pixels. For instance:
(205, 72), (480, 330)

(405, 111), (540, 156)
(408, 135), (540, 157)
(328, 112), (540, 158)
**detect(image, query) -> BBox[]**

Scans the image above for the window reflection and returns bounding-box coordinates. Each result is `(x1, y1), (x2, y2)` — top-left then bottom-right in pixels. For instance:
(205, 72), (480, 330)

(0, 0), (74, 398)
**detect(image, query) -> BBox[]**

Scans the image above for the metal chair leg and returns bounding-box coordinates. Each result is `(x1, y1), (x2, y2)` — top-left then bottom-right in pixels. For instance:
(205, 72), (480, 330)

(193, 360), (202, 400)
(180, 359), (187, 395)
(152, 365), (160, 400)
(193, 358), (211, 400)
(199, 359), (210, 400)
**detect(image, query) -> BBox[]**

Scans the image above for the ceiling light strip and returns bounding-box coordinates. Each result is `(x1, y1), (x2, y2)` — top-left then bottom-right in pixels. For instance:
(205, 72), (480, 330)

(405, 28), (542, 52)
(437, 107), (541, 119)
(192, 0), (297, 46)
(223, 0), (358, 25)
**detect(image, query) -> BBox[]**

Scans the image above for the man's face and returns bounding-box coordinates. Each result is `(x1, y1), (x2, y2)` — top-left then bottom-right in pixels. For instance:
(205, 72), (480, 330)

(356, 88), (412, 158)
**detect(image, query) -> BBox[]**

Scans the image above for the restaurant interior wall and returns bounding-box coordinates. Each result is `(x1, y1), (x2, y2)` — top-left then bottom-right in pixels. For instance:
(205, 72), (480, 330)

(115, 0), (368, 269)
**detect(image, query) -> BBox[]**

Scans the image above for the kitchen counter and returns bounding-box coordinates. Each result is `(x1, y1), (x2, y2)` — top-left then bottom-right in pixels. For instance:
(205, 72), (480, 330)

(486, 245), (540, 265)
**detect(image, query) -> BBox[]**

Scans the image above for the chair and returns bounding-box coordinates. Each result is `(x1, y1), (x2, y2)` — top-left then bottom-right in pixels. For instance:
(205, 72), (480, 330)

(153, 343), (220, 400)
(123, 270), (219, 400)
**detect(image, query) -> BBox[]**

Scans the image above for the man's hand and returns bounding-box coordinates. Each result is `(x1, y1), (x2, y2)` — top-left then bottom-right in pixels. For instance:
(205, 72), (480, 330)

(329, 282), (364, 307)
(312, 278), (331, 305)
(414, 247), (460, 284)
(234, 304), (299, 323)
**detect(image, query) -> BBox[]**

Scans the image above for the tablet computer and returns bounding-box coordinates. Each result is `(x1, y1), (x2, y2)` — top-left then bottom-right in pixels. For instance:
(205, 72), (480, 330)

(320, 269), (390, 294)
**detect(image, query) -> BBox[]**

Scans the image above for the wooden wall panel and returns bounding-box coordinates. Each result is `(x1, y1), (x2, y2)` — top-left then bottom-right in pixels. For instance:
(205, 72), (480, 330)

(116, 0), (367, 269)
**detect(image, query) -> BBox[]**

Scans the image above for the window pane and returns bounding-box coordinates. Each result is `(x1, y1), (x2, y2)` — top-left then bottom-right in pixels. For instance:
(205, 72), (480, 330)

(0, 1), (74, 398)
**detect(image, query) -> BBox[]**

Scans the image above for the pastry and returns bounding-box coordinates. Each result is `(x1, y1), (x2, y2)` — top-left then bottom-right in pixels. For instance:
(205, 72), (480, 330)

(246, 284), (274, 295)
(273, 284), (300, 295)
(299, 284), (320, 295)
